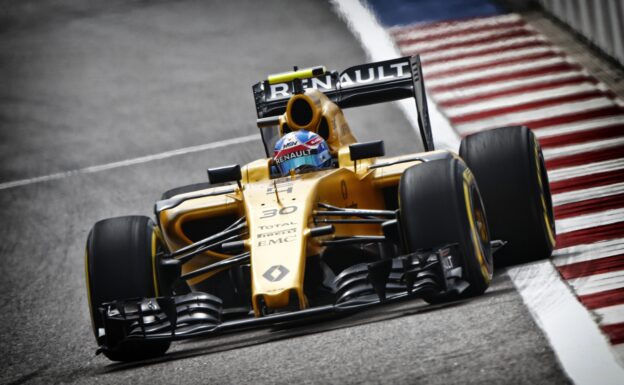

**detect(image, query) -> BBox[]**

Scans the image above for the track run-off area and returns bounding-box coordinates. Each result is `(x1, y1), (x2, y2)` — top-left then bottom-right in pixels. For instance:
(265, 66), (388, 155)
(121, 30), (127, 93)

(1, 1), (623, 384)
(366, 0), (624, 380)
(387, 6), (624, 363)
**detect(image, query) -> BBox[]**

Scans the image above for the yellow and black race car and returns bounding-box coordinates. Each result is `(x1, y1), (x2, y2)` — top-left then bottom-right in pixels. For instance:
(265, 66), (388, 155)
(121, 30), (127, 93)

(85, 56), (556, 362)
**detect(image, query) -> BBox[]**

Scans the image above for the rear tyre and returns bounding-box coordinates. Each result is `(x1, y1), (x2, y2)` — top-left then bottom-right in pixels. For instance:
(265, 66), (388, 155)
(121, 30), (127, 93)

(85, 216), (170, 362)
(399, 157), (493, 299)
(459, 126), (556, 265)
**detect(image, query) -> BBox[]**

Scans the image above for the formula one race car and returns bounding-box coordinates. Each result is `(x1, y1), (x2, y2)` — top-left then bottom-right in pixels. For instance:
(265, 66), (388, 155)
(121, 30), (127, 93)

(85, 55), (556, 361)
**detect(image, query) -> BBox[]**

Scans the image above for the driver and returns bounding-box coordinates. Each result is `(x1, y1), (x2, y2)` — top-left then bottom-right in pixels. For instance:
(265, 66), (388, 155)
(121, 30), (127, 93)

(273, 130), (332, 176)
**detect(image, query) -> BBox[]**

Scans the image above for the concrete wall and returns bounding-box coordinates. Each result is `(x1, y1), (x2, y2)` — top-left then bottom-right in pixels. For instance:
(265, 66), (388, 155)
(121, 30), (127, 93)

(535, 0), (624, 66)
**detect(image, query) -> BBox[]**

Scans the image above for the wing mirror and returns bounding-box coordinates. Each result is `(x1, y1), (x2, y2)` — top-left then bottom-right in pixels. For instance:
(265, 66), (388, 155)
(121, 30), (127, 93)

(207, 164), (242, 189)
(349, 140), (385, 161)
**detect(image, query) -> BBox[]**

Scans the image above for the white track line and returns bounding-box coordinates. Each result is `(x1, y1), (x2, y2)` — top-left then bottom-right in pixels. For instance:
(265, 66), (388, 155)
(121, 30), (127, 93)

(508, 261), (624, 385)
(552, 238), (624, 266)
(543, 136), (624, 160)
(552, 182), (624, 206)
(555, 208), (624, 234)
(548, 158), (624, 182)
(329, 0), (459, 150)
(445, 83), (599, 117)
(595, 304), (624, 326)
(568, 270), (624, 296)
(534, 115), (624, 139)
(455, 97), (615, 133)
(432, 71), (587, 103)
(0, 134), (261, 191)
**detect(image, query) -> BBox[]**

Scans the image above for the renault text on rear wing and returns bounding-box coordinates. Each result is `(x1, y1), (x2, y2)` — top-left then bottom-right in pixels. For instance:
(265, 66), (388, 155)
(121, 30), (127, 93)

(252, 55), (434, 151)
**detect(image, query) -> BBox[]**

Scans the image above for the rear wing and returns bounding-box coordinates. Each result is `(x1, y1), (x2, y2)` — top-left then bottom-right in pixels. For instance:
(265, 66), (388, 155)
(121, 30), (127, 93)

(252, 55), (434, 151)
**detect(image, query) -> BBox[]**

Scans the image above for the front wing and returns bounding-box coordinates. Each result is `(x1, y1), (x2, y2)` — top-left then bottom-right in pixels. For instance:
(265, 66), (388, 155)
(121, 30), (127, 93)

(95, 244), (466, 356)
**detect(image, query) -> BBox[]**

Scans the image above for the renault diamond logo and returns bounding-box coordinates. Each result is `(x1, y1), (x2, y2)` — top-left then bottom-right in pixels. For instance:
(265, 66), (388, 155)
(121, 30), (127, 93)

(263, 265), (289, 282)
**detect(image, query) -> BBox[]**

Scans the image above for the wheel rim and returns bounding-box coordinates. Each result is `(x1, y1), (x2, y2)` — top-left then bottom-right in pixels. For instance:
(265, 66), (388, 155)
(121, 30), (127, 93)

(151, 229), (160, 297)
(462, 168), (493, 282)
(470, 183), (492, 273)
(473, 199), (488, 244)
(85, 245), (98, 337)
(534, 136), (556, 247)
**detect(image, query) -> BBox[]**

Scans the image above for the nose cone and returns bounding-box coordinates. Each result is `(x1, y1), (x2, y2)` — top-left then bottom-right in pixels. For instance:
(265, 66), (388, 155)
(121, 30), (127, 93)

(244, 177), (317, 316)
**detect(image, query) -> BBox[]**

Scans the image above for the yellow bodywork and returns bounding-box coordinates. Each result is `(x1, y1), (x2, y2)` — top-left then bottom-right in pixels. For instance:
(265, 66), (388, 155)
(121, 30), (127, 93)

(157, 89), (439, 316)
(267, 66), (326, 85)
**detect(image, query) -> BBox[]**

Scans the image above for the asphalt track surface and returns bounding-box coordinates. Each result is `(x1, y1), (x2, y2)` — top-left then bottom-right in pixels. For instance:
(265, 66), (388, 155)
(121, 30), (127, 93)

(0, 1), (570, 384)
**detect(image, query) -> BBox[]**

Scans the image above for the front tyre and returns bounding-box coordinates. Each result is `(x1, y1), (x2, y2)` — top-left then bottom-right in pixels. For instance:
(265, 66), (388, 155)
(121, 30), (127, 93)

(85, 215), (170, 362)
(399, 157), (493, 298)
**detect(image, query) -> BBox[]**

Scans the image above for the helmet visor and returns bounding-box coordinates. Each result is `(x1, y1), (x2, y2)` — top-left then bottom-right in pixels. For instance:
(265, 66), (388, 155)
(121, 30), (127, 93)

(277, 153), (326, 174)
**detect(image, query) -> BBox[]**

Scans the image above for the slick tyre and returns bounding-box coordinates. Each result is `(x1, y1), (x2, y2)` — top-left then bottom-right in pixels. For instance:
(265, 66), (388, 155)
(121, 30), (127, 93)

(399, 157), (493, 299)
(85, 216), (170, 362)
(459, 126), (556, 265)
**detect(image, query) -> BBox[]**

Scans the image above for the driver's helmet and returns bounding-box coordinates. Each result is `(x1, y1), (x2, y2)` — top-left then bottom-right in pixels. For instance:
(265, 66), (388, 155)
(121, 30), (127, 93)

(273, 130), (331, 175)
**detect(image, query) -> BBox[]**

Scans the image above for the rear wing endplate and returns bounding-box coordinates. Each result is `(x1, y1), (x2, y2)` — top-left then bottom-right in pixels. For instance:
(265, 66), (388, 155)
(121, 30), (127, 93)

(252, 55), (434, 151)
